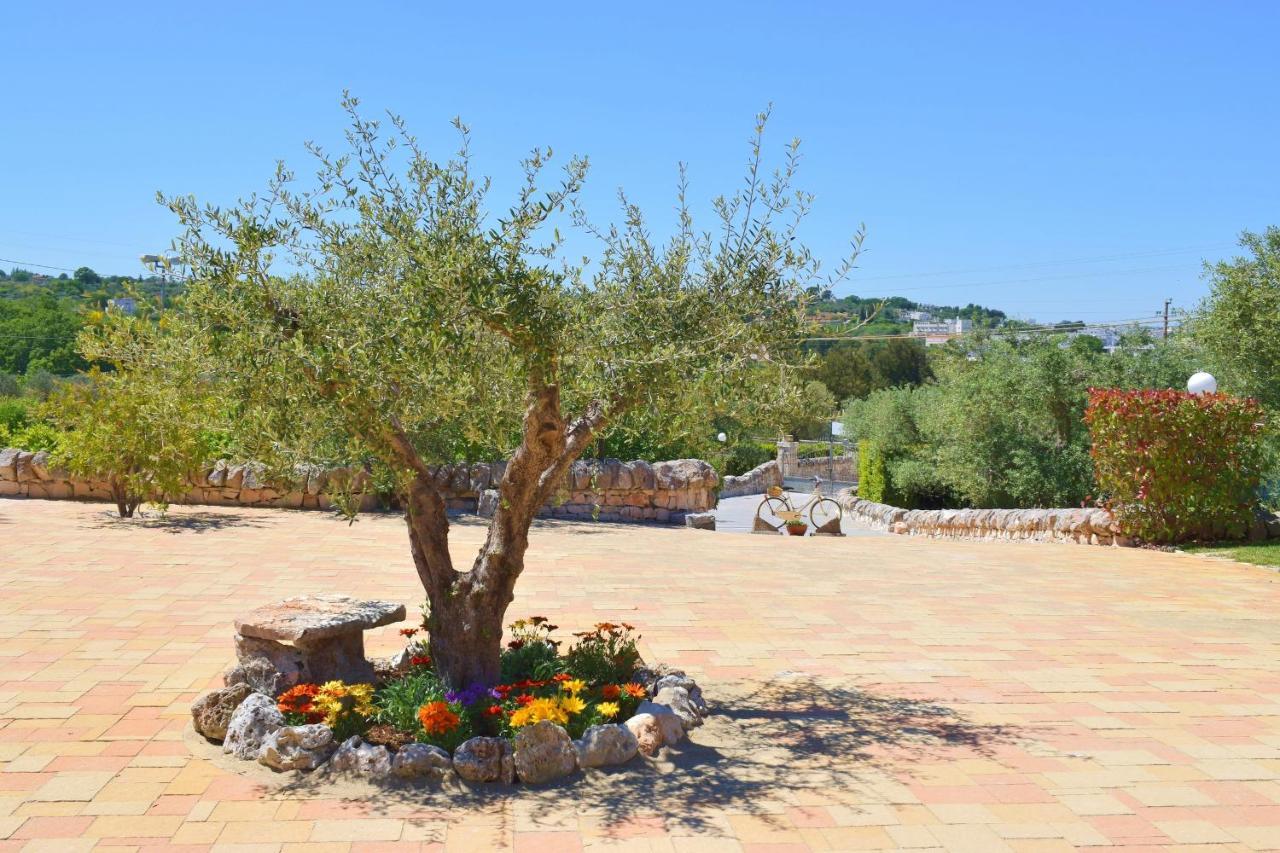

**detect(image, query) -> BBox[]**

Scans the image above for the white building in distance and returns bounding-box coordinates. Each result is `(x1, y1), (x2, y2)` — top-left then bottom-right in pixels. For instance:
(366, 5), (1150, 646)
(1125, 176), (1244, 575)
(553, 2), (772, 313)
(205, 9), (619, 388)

(911, 318), (971, 345)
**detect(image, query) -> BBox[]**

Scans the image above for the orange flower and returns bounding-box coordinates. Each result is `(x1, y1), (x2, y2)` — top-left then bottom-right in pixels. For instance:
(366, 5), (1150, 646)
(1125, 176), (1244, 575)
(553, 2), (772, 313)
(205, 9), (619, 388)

(600, 684), (621, 700)
(417, 701), (460, 736)
(623, 683), (646, 699)
(552, 673), (572, 683)
(277, 684), (323, 723)
(399, 628), (418, 637)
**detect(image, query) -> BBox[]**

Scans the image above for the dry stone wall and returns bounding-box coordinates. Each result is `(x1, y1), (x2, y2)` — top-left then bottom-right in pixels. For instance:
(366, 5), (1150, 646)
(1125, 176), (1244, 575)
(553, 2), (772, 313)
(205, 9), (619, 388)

(719, 460), (782, 498)
(0, 448), (716, 524)
(837, 489), (1129, 546)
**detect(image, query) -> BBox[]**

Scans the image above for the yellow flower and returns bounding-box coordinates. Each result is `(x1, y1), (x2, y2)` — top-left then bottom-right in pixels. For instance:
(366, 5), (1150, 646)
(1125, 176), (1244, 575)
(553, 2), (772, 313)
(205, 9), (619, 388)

(559, 695), (587, 715)
(528, 697), (569, 725)
(311, 681), (375, 726)
(560, 678), (587, 696)
(509, 706), (535, 728)
(597, 701), (620, 719)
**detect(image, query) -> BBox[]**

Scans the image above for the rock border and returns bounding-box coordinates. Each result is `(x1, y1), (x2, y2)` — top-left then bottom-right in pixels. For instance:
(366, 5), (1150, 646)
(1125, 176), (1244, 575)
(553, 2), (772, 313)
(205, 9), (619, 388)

(190, 658), (709, 789)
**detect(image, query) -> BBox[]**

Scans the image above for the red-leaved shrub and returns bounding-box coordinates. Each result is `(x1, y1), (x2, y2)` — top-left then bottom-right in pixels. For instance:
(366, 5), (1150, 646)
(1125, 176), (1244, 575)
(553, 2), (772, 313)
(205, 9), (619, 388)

(1085, 388), (1268, 543)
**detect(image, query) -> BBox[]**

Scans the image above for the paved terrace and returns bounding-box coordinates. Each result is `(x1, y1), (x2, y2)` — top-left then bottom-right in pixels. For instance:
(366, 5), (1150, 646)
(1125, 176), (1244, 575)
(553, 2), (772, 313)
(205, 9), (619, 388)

(1, 498), (1279, 852)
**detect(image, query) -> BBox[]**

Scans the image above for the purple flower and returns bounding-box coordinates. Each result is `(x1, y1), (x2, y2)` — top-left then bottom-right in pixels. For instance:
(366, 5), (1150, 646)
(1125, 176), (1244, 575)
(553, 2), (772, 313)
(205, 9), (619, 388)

(445, 683), (489, 706)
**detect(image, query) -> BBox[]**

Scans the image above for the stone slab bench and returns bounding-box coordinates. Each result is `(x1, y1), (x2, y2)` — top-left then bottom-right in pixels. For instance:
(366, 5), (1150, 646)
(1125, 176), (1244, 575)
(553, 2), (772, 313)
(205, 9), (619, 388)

(234, 594), (406, 686)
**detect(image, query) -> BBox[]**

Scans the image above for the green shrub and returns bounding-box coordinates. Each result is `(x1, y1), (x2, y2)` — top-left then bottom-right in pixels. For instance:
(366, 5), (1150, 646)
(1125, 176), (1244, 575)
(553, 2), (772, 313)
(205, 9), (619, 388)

(1086, 388), (1269, 543)
(887, 457), (953, 509)
(857, 439), (887, 502)
(716, 441), (774, 477)
(8, 422), (61, 452)
(0, 397), (31, 434)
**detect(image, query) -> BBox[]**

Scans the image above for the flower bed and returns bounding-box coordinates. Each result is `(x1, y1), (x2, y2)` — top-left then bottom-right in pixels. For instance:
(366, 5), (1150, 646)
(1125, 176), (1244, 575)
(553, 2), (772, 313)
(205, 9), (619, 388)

(191, 614), (707, 786)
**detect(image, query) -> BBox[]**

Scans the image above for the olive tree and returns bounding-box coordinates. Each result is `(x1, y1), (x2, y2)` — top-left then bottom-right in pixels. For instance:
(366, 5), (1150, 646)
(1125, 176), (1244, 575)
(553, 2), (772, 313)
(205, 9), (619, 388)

(45, 317), (225, 517)
(158, 97), (859, 687)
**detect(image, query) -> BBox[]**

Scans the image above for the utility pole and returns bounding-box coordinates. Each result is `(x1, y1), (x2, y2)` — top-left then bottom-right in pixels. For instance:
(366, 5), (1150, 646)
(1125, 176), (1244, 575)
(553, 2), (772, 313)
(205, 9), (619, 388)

(1163, 298), (1172, 339)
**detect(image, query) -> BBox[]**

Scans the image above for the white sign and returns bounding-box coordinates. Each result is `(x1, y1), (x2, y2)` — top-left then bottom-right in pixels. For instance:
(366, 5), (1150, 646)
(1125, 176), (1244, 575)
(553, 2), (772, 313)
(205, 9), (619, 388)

(830, 421), (845, 437)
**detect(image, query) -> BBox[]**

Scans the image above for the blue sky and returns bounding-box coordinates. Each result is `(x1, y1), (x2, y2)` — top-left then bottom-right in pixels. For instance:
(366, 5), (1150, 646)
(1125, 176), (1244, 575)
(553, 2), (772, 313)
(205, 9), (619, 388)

(4, 1), (1277, 324)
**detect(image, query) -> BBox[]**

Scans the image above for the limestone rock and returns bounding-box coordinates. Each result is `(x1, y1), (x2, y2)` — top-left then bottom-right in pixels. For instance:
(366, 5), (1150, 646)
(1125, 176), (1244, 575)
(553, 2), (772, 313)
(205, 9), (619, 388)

(330, 736), (391, 778)
(453, 736), (513, 784)
(235, 594), (406, 643)
(573, 724), (638, 768)
(624, 713), (663, 756)
(223, 657), (283, 697)
(234, 635), (307, 689)
(513, 721), (577, 785)
(0, 448), (20, 481)
(191, 682), (254, 742)
(685, 512), (716, 531)
(632, 664), (685, 695)
(651, 684), (706, 729)
(257, 724), (335, 771)
(477, 489), (499, 518)
(636, 701), (686, 745)
(391, 743), (453, 781)
(223, 693), (284, 760)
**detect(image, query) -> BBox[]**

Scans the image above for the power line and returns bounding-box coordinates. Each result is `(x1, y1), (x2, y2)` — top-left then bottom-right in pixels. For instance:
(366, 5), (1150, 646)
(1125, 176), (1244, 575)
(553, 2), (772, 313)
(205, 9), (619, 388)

(848, 244), (1231, 283)
(0, 257), (79, 273)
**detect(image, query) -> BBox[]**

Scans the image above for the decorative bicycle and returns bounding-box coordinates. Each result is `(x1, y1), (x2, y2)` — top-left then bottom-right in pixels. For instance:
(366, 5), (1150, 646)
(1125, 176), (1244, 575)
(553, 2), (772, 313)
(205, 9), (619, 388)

(754, 476), (843, 535)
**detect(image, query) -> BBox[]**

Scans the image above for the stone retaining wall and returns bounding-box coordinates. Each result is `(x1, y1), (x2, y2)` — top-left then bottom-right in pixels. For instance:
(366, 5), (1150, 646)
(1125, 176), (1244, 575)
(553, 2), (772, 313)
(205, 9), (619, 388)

(790, 453), (857, 481)
(0, 448), (716, 524)
(719, 460), (783, 498)
(837, 489), (1129, 546)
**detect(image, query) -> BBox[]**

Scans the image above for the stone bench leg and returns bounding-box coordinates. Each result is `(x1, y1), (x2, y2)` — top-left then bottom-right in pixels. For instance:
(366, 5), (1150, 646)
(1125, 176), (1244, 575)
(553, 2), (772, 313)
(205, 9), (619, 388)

(235, 631), (375, 687)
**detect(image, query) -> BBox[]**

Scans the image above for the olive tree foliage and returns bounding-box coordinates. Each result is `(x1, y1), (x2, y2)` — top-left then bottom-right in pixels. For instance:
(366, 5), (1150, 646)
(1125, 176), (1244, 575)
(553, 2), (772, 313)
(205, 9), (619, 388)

(152, 97), (861, 687)
(43, 316), (225, 517)
(1194, 227), (1280, 409)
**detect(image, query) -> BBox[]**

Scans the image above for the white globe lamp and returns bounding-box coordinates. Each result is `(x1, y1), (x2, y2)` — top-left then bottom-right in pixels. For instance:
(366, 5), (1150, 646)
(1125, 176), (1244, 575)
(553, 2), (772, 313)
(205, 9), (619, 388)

(1187, 372), (1217, 396)
(716, 431), (727, 443)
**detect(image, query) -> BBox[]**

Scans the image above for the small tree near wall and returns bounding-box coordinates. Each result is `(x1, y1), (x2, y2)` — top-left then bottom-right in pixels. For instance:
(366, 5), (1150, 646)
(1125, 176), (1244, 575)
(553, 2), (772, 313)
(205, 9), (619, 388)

(1086, 388), (1269, 543)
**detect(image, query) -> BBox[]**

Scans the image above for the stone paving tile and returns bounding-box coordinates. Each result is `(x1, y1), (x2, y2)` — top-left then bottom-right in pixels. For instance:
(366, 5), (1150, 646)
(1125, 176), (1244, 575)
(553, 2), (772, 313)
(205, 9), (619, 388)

(2, 498), (1280, 850)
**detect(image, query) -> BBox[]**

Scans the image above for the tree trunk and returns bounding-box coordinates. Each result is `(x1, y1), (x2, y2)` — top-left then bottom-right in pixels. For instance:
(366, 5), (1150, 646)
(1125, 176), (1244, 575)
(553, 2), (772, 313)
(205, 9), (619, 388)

(397, 379), (614, 689)
(110, 479), (139, 518)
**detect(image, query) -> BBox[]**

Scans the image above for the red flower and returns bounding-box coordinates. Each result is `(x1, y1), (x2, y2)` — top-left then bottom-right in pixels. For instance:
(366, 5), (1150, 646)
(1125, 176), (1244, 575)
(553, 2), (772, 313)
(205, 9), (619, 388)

(486, 705), (503, 716)
(552, 673), (572, 683)
(600, 684), (621, 700)
(516, 694), (534, 706)
(399, 628), (418, 637)
(409, 655), (432, 668)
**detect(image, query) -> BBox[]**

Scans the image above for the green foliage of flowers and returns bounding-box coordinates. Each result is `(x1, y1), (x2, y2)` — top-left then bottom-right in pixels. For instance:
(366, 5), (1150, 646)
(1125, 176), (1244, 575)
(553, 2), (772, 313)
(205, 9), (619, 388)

(1086, 388), (1269, 543)
(499, 617), (561, 684)
(375, 668), (446, 734)
(563, 622), (641, 687)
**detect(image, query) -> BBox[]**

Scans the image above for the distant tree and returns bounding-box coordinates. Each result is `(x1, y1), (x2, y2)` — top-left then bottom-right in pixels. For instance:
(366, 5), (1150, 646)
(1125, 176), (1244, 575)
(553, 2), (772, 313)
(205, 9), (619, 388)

(1195, 227), (1280, 408)
(812, 344), (877, 402)
(870, 338), (930, 387)
(10, 269), (33, 283)
(1069, 334), (1105, 355)
(74, 266), (101, 286)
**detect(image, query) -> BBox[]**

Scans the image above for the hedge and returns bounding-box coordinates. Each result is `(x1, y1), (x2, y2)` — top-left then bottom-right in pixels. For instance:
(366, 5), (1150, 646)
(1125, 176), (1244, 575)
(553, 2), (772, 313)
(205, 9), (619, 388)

(857, 439), (887, 503)
(1086, 388), (1268, 543)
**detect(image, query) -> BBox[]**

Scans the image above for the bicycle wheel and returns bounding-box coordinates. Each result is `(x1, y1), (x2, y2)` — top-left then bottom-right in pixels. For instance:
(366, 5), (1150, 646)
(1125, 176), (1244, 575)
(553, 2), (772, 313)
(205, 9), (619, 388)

(806, 497), (843, 531)
(755, 496), (793, 530)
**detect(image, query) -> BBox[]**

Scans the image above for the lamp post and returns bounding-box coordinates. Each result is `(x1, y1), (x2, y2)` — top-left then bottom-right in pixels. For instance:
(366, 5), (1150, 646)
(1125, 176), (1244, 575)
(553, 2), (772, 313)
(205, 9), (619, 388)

(1187, 372), (1217, 396)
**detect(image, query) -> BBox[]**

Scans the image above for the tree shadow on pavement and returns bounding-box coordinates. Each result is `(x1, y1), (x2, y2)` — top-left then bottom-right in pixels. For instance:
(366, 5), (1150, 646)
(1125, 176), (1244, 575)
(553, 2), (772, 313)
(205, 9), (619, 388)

(266, 674), (1021, 838)
(84, 509), (270, 534)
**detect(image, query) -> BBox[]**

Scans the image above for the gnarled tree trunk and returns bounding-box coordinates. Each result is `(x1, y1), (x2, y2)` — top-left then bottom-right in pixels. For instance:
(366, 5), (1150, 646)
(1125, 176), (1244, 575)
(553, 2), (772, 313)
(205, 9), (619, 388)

(400, 379), (607, 689)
